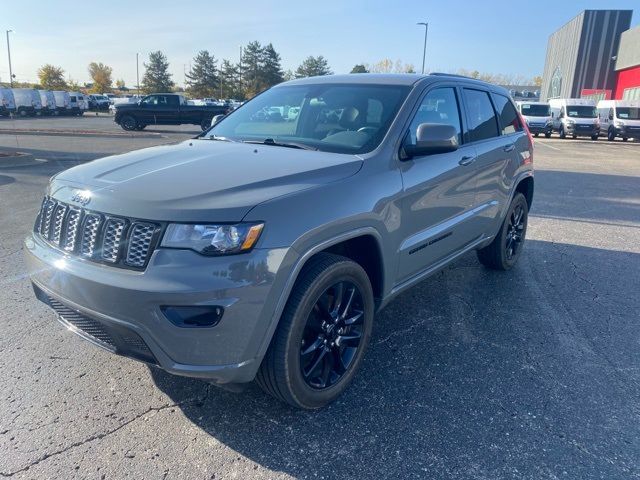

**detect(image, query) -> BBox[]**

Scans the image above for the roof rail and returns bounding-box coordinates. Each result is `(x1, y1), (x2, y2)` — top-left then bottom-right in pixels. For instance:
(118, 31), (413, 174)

(429, 72), (476, 80)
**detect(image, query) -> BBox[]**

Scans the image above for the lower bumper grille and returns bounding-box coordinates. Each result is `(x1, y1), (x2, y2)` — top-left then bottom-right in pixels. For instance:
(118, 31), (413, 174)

(34, 284), (157, 365)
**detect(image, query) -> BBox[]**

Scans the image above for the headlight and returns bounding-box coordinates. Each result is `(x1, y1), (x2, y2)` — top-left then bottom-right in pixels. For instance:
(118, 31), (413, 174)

(161, 222), (264, 255)
(615, 120), (625, 127)
(565, 119), (575, 125)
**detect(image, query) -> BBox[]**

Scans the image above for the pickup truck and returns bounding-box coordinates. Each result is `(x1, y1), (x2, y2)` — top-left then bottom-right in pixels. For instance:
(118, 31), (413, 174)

(113, 93), (229, 131)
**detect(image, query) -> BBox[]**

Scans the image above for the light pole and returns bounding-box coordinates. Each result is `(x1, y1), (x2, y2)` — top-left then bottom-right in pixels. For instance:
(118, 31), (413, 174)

(136, 53), (140, 94)
(417, 22), (428, 74)
(6, 30), (13, 87)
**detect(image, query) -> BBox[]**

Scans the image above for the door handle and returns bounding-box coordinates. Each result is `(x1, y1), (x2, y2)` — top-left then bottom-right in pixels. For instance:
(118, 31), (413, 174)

(458, 155), (476, 166)
(503, 144), (515, 153)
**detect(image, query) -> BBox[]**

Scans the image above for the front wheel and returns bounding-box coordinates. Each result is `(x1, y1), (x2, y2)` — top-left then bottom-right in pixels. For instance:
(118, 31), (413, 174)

(591, 135), (598, 141)
(477, 192), (528, 271)
(119, 115), (137, 131)
(256, 253), (374, 409)
(534, 133), (539, 137)
(607, 128), (615, 141)
(623, 137), (629, 142)
(559, 126), (566, 139)
(545, 132), (552, 138)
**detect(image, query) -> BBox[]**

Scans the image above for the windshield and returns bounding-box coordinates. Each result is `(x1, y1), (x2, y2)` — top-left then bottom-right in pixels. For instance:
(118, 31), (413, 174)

(566, 106), (597, 118)
(616, 107), (640, 120)
(520, 104), (550, 117)
(205, 84), (410, 154)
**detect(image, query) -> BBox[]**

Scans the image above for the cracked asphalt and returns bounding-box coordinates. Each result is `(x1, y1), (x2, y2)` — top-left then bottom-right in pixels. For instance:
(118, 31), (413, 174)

(1, 117), (639, 479)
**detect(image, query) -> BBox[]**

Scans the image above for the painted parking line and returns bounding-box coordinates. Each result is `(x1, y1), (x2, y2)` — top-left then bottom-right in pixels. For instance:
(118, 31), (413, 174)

(535, 141), (561, 151)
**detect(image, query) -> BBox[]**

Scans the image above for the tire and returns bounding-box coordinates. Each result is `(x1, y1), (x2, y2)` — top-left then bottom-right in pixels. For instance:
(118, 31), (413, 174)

(201, 118), (211, 131)
(534, 133), (539, 137)
(18, 109), (27, 117)
(623, 137), (628, 142)
(559, 126), (566, 139)
(256, 253), (374, 409)
(572, 134), (577, 139)
(544, 132), (552, 138)
(119, 115), (137, 131)
(591, 135), (598, 141)
(607, 128), (615, 141)
(477, 192), (528, 271)
(135, 124), (146, 131)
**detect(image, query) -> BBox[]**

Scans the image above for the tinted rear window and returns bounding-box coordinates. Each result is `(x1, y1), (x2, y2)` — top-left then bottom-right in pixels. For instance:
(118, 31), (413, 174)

(463, 89), (499, 142)
(493, 94), (523, 135)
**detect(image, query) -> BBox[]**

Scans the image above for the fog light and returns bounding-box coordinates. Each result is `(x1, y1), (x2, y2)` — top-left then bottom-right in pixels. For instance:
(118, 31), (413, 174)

(161, 306), (224, 327)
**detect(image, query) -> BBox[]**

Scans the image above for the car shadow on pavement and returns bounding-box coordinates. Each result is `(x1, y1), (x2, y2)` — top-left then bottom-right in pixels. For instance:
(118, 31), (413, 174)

(150, 239), (640, 478)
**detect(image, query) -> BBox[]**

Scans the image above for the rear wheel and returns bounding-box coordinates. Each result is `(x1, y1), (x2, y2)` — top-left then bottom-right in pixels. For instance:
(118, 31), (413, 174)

(256, 253), (374, 409)
(544, 132), (552, 138)
(572, 134), (577, 139)
(120, 115), (137, 131)
(477, 192), (528, 271)
(623, 137), (629, 142)
(534, 133), (539, 137)
(135, 124), (146, 131)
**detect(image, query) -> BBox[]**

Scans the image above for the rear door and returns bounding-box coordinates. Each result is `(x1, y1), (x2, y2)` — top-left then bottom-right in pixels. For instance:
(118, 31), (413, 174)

(395, 85), (479, 284)
(464, 89), (527, 237)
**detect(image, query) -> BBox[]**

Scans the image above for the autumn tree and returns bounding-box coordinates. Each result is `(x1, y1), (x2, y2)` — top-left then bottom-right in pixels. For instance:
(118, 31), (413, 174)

(295, 56), (332, 78)
(88, 62), (113, 93)
(141, 51), (174, 94)
(37, 64), (67, 90)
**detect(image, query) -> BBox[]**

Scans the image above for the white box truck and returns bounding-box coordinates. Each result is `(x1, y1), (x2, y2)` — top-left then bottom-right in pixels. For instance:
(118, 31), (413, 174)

(549, 98), (599, 140)
(597, 100), (640, 141)
(12, 88), (43, 117)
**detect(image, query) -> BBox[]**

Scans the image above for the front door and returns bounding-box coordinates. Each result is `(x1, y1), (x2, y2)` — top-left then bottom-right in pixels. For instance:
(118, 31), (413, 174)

(396, 86), (479, 284)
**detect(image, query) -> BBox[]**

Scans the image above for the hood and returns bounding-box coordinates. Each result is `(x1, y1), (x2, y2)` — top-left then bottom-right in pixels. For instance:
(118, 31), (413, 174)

(51, 140), (363, 221)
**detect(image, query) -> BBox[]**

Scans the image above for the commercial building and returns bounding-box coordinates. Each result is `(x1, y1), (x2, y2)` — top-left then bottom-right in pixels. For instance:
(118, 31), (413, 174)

(540, 10), (636, 101)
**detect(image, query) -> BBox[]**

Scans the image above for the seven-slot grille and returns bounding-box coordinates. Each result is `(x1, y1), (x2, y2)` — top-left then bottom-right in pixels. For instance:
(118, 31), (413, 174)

(35, 196), (160, 269)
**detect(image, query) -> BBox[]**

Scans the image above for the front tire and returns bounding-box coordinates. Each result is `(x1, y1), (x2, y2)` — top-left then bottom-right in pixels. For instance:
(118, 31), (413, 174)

(256, 253), (374, 409)
(559, 126), (566, 139)
(545, 132), (552, 138)
(477, 192), (528, 271)
(591, 134), (598, 141)
(607, 128), (615, 141)
(119, 115), (137, 131)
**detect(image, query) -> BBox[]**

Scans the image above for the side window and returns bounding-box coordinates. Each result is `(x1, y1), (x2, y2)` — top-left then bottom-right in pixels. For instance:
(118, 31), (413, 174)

(608, 108), (614, 120)
(407, 87), (462, 145)
(493, 94), (523, 135)
(142, 95), (157, 105)
(462, 89), (499, 142)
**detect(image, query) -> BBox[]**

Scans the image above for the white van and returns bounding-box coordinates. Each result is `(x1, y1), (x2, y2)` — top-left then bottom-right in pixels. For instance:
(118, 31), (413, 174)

(38, 90), (58, 115)
(12, 88), (43, 116)
(596, 100), (640, 141)
(0, 88), (16, 116)
(516, 101), (552, 138)
(68, 92), (88, 116)
(548, 98), (599, 140)
(52, 91), (71, 115)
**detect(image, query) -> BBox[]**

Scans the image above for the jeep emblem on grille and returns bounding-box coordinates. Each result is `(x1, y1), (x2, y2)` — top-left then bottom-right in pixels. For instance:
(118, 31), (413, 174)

(70, 190), (92, 206)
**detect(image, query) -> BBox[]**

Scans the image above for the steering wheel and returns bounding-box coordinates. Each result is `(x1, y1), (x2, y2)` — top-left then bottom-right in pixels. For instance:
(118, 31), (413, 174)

(357, 126), (378, 134)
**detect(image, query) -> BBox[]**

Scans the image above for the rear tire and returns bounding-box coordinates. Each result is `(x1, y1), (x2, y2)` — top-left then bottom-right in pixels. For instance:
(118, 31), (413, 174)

(477, 192), (528, 271)
(120, 115), (137, 131)
(135, 124), (146, 131)
(256, 253), (374, 409)
(544, 132), (551, 138)
(572, 134), (577, 139)
(534, 133), (539, 137)
(623, 137), (628, 142)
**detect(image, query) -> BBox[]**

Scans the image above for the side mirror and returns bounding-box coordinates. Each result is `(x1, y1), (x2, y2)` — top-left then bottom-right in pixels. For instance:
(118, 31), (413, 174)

(403, 123), (459, 158)
(211, 114), (225, 127)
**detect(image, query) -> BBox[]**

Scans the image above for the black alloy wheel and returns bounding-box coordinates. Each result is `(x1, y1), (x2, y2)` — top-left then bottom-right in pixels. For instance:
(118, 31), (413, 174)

(120, 115), (137, 131)
(504, 202), (526, 262)
(300, 281), (364, 389)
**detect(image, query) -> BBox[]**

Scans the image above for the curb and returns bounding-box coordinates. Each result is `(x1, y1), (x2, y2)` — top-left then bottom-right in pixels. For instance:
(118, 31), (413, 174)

(0, 152), (47, 168)
(0, 129), (162, 139)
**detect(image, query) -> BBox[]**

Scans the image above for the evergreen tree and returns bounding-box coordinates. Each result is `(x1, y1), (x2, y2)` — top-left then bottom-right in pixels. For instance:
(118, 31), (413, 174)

(141, 51), (174, 94)
(261, 43), (284, 87)
(350, 64), (369, 74)
(185, 50), (218, 98)
(295, 56), (333, 78)
(240, 41), (265, 98)
(219, 59), (242, 99)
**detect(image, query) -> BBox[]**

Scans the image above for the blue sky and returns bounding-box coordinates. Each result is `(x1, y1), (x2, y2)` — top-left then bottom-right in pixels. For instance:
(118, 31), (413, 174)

(2, 1), (637, 87)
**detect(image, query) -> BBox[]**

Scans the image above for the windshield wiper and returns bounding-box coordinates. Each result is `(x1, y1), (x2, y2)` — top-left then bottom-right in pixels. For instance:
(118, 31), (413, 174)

(243, 138), (317, 150)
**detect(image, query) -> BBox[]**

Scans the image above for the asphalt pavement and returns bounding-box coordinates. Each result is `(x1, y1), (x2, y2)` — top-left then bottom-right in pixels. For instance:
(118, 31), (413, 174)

(1, 119), (639, 479)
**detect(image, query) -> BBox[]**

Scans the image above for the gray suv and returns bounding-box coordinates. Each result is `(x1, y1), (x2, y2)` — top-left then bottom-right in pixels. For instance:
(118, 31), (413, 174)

(25, 74), (534, 409)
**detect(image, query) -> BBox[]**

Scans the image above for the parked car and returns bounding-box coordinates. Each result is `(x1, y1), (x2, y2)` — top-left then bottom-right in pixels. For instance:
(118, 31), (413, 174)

(549, 98), (599, 140)
(597, 99), (640, 141)
(24, 73), (534, 409)
(516, 101), (552, 137)
(68, 92), (88, 116)
(52, 91), (71, 115)
(103, 93), (117, 104)
(0, 87), (16, 116)
(38, 90), (58, 115)
(113, 93), (229, 131)
(88, 94), (111, 111)
(12, 88), (42, 116)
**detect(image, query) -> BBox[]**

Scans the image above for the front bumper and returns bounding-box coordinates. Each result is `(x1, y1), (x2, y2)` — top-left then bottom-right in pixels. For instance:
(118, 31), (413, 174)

(564, 123), (599, 136)
(615, 125), (640, 138)
(24, 233), (293, 383)
(526, 123), (552, 134)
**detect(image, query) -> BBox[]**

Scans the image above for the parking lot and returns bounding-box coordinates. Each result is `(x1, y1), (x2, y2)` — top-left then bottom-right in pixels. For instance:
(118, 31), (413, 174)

(1, 118), (639, 479)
